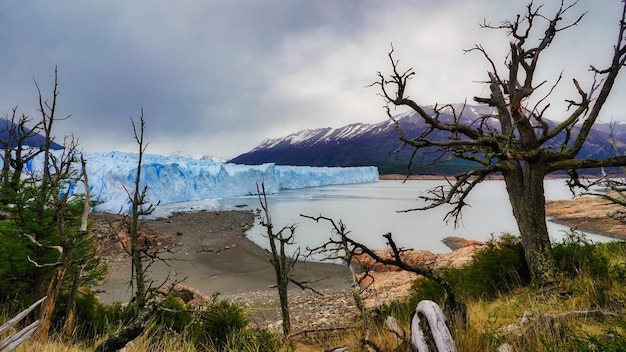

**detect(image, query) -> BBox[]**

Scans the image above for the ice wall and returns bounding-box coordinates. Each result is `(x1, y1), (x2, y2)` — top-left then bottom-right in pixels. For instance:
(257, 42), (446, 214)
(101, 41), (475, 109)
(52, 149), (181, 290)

(77, 152), (378, 214)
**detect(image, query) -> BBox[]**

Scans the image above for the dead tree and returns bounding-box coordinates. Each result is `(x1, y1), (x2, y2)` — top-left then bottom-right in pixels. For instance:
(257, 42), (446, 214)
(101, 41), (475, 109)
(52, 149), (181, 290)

(303, 215), (373, 317)
(303, 214), (467, 325)
(33, 66), (70, 231)
(257, 182), (321, 336)
(95, 112), (176, 351)
(372, 1), (626, 288)
(124, 110), (158, 308)
(9, 68), (90, 342)
(61, 154), (94, 339)
(33, 137), (84, 342)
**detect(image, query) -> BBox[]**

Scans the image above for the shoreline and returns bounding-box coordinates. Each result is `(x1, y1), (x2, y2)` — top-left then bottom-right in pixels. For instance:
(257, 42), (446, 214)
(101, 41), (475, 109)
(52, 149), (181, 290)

(95, 190), (625, 304)
(95, 210), (352, 304)
(378, 173), (582, 181)
(545, 197), (626, 241)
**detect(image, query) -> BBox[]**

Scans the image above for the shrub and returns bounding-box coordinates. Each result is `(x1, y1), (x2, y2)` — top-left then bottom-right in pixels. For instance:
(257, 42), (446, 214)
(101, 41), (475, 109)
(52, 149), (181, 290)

(457, 234), (531, 299)
(422, 234), (530, 301)
(189, 296), (249, 350)
(374, 234), (531, 324)
(155, 295), (193, 333)
(553, 229), (610, 280)
(51, 292), (140, 341)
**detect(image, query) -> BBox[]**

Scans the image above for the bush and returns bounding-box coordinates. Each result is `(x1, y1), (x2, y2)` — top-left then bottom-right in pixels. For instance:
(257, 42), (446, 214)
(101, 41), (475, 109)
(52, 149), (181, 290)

(188, 296), (249, 350)
(374, 234), (531, 324)
(151, 293), (250, 350)
(421, 234), (530, 301)
(459, 234), (531, 298)
(51, 292), (140, 341)
(553, 229), (610, 280)
(155, 295), (193, 333)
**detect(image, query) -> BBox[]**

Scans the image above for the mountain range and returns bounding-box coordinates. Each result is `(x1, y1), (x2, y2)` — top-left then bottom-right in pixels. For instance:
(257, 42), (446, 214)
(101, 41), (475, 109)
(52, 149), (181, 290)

(0, 119), (63, 150)
(229, 104), (626, 175)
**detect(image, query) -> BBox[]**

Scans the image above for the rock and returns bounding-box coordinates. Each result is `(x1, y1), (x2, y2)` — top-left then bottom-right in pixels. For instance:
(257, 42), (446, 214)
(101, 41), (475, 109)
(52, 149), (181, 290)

(352, 243), (485, 308)
(351, 243), (483, 274)
(351, 249), (437, 273)
(160, 283), (213, 308)
(432, 245), (482, 269)
(545, 195), (626, 239)
(442, 236), (484, 250)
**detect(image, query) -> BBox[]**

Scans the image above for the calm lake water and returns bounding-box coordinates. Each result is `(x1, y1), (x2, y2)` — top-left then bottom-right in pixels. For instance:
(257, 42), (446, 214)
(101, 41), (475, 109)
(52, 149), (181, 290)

(214, 179), (613, 255)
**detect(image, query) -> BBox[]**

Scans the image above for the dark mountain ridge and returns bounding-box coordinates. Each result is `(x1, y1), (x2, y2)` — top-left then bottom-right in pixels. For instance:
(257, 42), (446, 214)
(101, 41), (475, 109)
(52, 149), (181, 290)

(229, 104), (626, 175)
(0, 119), (64, 150)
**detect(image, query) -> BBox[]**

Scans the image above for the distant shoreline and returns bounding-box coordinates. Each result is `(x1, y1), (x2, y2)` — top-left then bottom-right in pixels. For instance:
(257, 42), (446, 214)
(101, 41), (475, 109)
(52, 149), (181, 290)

(378, 173), (589, 181)
(379, 174), (506, 180)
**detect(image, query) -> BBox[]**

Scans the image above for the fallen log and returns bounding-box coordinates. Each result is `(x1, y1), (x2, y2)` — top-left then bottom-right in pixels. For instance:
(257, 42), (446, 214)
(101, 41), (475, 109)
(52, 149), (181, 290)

(411, 300), (457, 352)
(0, 296), (46, 352)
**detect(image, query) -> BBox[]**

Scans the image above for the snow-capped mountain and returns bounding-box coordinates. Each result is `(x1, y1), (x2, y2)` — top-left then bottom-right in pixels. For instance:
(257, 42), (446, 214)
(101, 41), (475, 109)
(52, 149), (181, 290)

(229, 104), (626, 175)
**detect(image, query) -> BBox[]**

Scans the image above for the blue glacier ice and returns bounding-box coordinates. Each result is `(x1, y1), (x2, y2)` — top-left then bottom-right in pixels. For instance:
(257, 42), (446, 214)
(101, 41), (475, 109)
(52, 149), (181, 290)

(52, 151), (378, 215)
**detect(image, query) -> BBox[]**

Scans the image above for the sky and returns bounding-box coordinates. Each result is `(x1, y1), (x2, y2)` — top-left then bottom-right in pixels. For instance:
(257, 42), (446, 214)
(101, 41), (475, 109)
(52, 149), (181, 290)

(1, 0), (624, 159)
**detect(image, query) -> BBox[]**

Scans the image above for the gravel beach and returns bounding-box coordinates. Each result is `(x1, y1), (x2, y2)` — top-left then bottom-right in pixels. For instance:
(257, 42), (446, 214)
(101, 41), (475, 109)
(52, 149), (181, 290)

(95, 210), (353, 300)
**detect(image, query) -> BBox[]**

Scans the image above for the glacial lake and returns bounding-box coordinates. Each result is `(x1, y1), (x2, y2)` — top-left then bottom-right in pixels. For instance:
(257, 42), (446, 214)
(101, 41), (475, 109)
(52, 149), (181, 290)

(211, 179), (614, 255)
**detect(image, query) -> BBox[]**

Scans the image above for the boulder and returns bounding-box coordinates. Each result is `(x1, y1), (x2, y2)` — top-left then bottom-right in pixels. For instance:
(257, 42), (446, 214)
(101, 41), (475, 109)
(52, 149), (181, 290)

(441, 236), (484, 250)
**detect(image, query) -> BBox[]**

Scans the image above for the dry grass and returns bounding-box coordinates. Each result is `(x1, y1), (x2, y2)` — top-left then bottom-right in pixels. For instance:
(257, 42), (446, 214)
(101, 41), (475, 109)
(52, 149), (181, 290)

(14, 340), (92, 352)
(8, 282), (626, 351)
(6, 243), (626, 351)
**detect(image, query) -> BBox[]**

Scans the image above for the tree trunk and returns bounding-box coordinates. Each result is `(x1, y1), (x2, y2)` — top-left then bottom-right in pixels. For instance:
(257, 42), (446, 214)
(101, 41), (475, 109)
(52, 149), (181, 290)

(278, 275), (290, 336)
(36, 205), (74, 342)
(62, 267), (82, 339)
(130, 217), (146, 308)
(503, 161), (557, 288)
(35, 261), (68, 342)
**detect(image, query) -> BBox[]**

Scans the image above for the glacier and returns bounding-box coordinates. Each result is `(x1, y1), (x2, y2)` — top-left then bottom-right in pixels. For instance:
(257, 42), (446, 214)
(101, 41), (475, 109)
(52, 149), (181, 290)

(36, 151), (378, 216)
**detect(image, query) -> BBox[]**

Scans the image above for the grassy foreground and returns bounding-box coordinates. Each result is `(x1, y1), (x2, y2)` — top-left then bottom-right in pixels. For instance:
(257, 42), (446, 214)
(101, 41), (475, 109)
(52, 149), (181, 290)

(6, 232), (626, 351)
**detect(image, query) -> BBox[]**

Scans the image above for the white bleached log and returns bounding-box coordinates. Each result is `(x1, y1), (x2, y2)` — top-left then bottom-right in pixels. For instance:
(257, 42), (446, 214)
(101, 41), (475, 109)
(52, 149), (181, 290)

(0, 296), (46, 352)
(411, 300), (457, 352)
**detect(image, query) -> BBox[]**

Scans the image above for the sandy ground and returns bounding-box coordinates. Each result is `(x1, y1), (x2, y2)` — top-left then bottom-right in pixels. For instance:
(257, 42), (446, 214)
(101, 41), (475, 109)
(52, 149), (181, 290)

(95, 210), (352, 303)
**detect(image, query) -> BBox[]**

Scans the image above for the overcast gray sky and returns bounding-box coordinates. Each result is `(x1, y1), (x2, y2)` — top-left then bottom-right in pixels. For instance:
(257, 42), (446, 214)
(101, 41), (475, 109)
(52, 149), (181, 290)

(1, 0), (624, 159)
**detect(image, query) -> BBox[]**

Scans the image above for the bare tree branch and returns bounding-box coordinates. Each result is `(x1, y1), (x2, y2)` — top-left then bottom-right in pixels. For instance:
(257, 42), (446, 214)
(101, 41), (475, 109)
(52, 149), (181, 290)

(371, 1), (626, 287)
(302, 214), (467, 324)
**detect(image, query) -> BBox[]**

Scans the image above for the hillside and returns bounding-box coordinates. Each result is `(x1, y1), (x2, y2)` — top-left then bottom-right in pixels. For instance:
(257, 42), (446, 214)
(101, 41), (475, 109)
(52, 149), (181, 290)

(229, 104), (626, 175)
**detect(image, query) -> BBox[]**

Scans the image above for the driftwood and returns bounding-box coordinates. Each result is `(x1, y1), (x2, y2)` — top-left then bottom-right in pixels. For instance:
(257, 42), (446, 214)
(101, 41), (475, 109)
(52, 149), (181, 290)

(324, 300), (457, 352)
(0, 296), (46, 352)
(411, 300), (457, 352)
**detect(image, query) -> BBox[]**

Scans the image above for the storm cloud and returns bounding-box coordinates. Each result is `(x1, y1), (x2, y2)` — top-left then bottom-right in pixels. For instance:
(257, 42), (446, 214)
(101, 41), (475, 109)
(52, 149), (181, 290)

(1, 0), (623, 158)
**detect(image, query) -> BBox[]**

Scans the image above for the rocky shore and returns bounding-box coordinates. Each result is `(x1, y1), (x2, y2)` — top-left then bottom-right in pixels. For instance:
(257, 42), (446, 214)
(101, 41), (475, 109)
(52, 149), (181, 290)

(545, 195), (626, 239)
(92, 211), (485, 331)
(91, 192), (623, 332)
